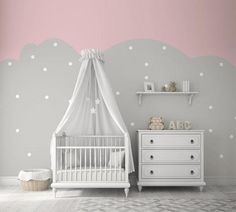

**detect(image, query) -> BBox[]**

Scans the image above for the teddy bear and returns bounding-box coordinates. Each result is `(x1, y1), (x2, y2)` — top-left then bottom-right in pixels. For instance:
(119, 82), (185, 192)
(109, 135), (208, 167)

(167, 81), (177, 92)
(148, 117), (165, 130)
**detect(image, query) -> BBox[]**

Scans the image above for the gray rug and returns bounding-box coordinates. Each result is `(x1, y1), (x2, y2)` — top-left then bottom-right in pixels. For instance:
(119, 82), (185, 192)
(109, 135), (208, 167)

(1, 198), (236, 212)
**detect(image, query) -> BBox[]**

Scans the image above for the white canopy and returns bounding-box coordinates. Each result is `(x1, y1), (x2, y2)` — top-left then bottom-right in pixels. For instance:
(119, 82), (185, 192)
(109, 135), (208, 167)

(51, 49), (134, 173)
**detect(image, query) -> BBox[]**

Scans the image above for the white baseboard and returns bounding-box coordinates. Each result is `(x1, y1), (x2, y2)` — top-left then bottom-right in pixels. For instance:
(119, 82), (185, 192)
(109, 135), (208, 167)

(1, 176), (236, 186)
(205, 176), (236, 186)
(0, 176), (19, 186)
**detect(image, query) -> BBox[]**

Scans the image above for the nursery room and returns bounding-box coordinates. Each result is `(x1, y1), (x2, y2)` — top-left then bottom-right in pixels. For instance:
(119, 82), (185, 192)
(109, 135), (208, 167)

(0, 0), (236, 211)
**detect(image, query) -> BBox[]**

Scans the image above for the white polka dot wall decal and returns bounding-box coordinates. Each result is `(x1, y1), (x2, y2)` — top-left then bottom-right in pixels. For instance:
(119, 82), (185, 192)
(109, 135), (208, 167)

(116, 91), (120, 96)
(8, 61), (12, 66)
(208, 105), (213, 110)
(200, 72), (204, 77)
(144, 75), (149, 80)
(44, 95), (49, 100)
(162, 45), (167, 50)
(234, 116), (236, 120)
(219, 154), (224, 159)
(30, 55), (35, 59)
(130, 122), (135, 126)
(15, 94), (20, 99)
(27, 152), (32, 157)
(208, 129), (213, 133)
(43, 67), (47, 72)
(68, 62), (73, 66)
(128, 46), (133, 50)
(53, 42), (58, 47)
(229, 134), (234, 139)
(144, 62), (149, 67)
(219, 62), (224, 67)
(15, 129), (20, 133)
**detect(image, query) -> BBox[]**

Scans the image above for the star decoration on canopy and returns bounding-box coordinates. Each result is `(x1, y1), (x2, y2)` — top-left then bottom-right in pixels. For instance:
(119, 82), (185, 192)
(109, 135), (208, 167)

(90, 107), (96, 114)
(95, 98), (100, 105)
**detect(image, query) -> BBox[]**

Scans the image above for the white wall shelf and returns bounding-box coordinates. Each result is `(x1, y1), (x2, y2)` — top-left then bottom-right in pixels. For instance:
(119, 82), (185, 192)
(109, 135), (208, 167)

(136, 92), (199, 105)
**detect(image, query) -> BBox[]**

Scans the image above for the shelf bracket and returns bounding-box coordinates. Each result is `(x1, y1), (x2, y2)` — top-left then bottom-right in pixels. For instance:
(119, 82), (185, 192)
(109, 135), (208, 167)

(138, 94), (142, 105)
(188, 94), (194, 105)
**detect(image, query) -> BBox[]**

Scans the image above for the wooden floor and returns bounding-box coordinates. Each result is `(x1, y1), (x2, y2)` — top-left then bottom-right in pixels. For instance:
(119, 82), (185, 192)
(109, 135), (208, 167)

(1, 185), (236, 211)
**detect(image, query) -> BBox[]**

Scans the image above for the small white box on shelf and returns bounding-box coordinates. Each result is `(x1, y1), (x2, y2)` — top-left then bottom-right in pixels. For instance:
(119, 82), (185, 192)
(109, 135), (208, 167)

(183, 80), (190, 92)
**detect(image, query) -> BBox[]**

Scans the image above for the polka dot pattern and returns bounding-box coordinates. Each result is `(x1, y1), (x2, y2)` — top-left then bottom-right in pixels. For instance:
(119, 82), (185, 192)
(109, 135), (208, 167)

(162, 45), (167, 50)
(1, 39), (236, 177)
(219, 62), (224, 67)
(116, 91), (120, 96)
(208, 129), (213, 133)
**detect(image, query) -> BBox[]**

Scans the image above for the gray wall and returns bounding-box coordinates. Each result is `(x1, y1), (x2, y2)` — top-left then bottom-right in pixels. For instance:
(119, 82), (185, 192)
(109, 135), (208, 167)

(1, 39), (236, 180)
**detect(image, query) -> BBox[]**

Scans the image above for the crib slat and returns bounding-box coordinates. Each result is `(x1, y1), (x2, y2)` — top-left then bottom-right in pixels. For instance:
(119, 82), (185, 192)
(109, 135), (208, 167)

(85, 149), (87, 181)
(110, 148), (112, 181)
(90, 147), (92, 181)
(80, 148), (82, 181)
(100, 148), (102, 181)
(95, 148), (97, 181)
(105, 147), (107, 181)
(120, 147), (122, 181)
(75, 149), (77, 181)
(70, 147), (72, 181)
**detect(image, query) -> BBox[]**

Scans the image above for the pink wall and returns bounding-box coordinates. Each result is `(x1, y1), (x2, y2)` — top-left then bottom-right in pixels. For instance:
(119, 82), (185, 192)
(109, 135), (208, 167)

(0, 0), (235, 65)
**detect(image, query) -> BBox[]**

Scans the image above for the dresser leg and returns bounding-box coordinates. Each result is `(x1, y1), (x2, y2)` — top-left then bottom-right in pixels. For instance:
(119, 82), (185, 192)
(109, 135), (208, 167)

(199, 186), (204, 192)
(53, 188), (57, 198)
(138, 185), (142, 192)
(124, 188), (129, 198)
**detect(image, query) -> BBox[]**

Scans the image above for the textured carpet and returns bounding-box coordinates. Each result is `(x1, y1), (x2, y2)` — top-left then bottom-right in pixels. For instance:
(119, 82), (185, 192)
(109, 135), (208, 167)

(1, 198), (236, 212)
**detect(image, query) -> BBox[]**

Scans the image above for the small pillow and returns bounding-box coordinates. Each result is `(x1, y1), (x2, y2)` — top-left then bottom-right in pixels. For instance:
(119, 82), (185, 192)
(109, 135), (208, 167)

(108, 150), (125, 168)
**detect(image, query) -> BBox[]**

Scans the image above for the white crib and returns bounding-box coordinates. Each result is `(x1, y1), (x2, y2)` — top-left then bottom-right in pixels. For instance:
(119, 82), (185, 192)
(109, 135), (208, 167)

(51, 134), (130, 197)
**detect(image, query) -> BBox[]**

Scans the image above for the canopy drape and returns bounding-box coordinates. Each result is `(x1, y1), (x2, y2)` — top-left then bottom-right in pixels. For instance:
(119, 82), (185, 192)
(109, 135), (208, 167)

(50, 49), (135, 173)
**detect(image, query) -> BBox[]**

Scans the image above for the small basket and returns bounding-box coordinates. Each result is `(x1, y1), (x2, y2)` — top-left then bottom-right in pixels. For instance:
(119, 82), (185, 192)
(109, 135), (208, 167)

(20, 179), (51, 191)
(18, 169), (51, 191)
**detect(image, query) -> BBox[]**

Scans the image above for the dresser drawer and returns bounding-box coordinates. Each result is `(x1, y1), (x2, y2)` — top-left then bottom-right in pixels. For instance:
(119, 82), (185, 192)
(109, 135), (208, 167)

(141, 149), (200, 163)
(141, 164), (201, 179)
(141, 134), (200, 148)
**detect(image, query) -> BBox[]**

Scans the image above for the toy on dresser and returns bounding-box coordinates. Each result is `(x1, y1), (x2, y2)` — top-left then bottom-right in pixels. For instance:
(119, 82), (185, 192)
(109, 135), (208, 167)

(148, 117), (165, 130)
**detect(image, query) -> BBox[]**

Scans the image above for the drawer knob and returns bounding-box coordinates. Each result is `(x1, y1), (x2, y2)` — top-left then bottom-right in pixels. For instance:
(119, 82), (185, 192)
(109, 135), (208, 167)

(150, 170), (154, 175)
(150, 139), (154, 144)
(150, 155), (154, 160)
(190, 139), (194, 144)
(190, 155), (194, 160)
(190, 170), (195, 175)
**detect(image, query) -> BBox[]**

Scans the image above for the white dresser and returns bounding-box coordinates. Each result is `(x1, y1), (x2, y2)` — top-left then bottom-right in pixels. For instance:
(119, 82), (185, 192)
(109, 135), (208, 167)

(137, 130), (206, 192)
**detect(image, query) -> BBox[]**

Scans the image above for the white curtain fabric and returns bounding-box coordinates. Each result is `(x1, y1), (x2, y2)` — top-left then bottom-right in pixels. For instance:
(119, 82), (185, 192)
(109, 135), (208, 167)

(50, 49), (135, 173)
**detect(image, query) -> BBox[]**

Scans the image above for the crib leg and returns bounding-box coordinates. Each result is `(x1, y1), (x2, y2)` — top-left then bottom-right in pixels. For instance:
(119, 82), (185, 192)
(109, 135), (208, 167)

(124, 188), (129, 198)
(53, 188), (57, 198)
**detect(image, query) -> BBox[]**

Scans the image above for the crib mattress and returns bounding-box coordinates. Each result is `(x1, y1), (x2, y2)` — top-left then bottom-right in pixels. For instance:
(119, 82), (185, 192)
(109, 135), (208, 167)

(56, 168), (125, 182)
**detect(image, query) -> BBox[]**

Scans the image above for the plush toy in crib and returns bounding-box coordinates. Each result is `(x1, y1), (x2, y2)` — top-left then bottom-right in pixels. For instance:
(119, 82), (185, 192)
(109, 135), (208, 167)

(148, 117), (165, 130)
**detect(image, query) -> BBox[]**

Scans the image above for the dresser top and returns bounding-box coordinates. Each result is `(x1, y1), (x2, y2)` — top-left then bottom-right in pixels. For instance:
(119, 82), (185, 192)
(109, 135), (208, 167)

(137, 130), (204, 132)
